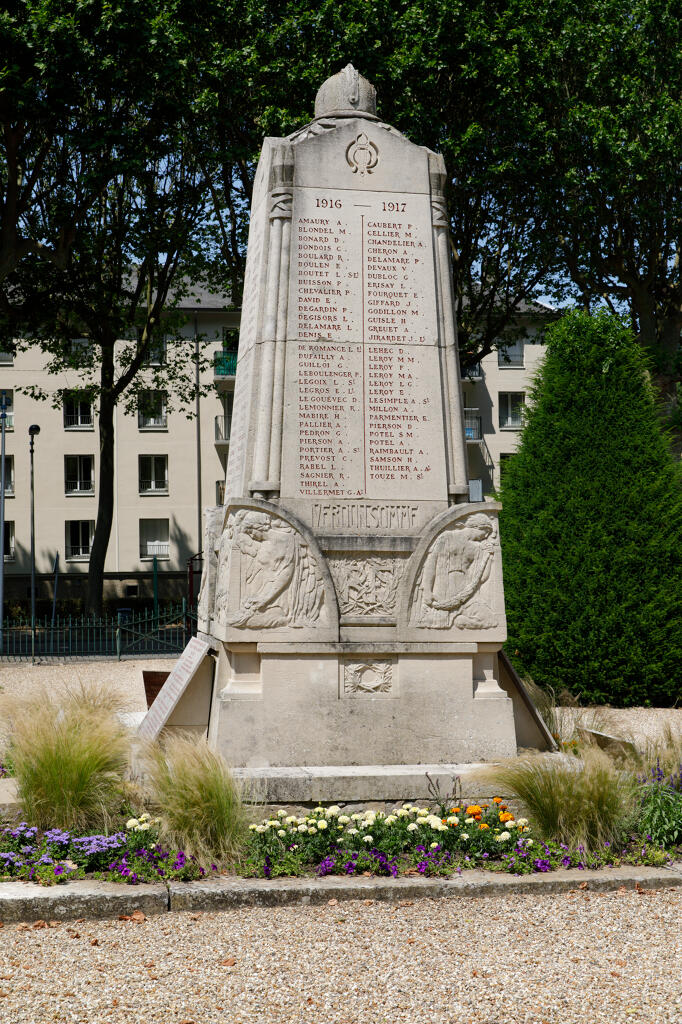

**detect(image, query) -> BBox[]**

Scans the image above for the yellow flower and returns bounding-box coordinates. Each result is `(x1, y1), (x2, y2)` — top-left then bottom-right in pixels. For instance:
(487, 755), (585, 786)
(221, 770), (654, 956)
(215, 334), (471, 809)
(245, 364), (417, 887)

(479, 823), (490, 830)
(465, 805), (482, 815)
(499, 811), (515, 823)
(492, 797), (503, 804)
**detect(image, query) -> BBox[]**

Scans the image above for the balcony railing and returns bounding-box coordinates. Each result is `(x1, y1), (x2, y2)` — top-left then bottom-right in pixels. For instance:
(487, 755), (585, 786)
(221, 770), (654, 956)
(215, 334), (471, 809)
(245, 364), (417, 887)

(140, 540), (170, 559)
(462, 361), (482, 379)
(64, 411), (93, 428)
(215, 415), (231, 441)
(0, 352), (14, 365)
(1, 412), (13, 429)
(66, 543), (91, 560)
(3, 479), (14, 495)
(3, 545), (15, 562)
(138, 413), (167, 429)
(65, 479), (94, 494)
(464, 410), (482, 441)
(139, 479), (168, 494)
(498, 350), (524, 367)
(213, 351), (238, 377)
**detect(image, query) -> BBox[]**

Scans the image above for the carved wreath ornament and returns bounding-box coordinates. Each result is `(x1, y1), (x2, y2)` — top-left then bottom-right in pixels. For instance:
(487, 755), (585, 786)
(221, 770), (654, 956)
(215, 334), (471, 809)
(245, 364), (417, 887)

(343, 659), (393, 695)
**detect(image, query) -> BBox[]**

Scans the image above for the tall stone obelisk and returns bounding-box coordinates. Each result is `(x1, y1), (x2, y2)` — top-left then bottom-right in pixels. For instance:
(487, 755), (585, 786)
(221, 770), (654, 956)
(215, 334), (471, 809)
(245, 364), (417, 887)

(197, 66), (521, 784)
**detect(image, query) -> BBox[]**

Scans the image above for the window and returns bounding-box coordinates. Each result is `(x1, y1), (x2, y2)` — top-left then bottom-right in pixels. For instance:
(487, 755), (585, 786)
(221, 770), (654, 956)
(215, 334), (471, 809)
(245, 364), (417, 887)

(0, 348), (13, 365)
(138, 455), (168, 494)
(65, 455), (95, 494)
(498, 339), (524, 367)
(139, 518), (170, 559)
(499, 392), (525, 429)
(65, 520), (94, 560)
(2, 455), (14, 496)
(145, 337), (166, 366)
(3, 521), (14, 561)
(1, 389), (13, 430)
(64, 393), (93, 429)
(138, 390), (167, 430)
(68, 338), (92, 367)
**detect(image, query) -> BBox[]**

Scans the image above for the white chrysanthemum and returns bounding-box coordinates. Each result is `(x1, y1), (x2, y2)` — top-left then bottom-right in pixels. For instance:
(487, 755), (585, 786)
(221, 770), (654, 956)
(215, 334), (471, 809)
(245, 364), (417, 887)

(430, 842), (439, 849)
(297, 824), (308, 833)
(248, 823), (258, 831)
(307, 826), (317, 835)
(460, 832), (469, 841)
(363, 835), (373, 843)
(267, 820), (279, 828)
(402, 803), (412, 810)
(526, 839), (533, 846)
(326, 805), (341, 817)
(351, 813), (363, 821)
(338, 815), (351, 824)
(397, 809), (409, 818)
(139, 812), (151, 822)
(465, 817), (475, 824)
(126, 818), (140, 829)
(517, 818), (529, 827)
(385, 815), (397, 825)
(277, 809), (287, 818)
(416, 807), (429, 817)
(306, 818), (317, 826)
(317, 820), (328, 831)
(135, 822), (150, 832)
(255, 825), (267, 833)
(363, 810), (376, 820)
(314, 806), (324, 814)
(446, 816), (459, 826)
(285, 815), (297, 825)
(407, 822), (419, 832)
(277, 829), (286, 837)
(346, 828), (358, 836)
(495, 831), (511, 842)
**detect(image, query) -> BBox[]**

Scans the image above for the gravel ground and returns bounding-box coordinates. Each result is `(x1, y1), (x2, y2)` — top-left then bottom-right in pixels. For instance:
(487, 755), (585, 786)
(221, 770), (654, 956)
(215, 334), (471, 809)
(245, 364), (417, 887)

(1, 889), (680, 1024)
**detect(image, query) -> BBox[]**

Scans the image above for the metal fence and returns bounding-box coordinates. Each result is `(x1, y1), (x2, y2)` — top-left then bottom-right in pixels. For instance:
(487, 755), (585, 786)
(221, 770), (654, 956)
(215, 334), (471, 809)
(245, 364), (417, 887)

(1, 601), (196, 659)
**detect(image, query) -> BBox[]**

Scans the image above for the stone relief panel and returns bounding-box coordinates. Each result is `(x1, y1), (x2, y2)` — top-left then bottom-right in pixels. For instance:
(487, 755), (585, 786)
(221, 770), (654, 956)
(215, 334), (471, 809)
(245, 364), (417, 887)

(214, 509), (328, 629)
(342, 659), (394, 697)
(410, 512), (499, 629)
(328, 555), (405, 617)
(196, 507), (225, 629)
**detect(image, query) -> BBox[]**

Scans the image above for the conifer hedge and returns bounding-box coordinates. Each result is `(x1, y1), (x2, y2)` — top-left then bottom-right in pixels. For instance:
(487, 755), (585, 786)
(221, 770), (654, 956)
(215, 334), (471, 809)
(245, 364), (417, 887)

(499, 311), (682, 706)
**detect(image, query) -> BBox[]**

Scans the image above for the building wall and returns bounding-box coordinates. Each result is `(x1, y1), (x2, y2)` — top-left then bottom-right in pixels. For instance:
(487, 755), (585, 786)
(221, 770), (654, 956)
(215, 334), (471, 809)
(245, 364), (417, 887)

(0, 307), (237, 602)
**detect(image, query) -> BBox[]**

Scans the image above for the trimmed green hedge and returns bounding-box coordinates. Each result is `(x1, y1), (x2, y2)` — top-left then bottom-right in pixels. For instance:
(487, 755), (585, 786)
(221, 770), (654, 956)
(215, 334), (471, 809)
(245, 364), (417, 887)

(499, 311), (682, 706)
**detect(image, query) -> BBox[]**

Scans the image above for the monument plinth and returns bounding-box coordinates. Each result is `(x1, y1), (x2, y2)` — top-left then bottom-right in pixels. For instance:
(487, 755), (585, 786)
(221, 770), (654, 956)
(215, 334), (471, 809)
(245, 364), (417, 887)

(145, 67), (553, 794)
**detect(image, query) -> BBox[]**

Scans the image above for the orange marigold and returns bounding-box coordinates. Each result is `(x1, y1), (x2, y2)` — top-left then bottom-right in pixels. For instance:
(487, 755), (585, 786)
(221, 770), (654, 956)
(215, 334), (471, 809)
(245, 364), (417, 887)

(465, 805), (482, 815)
(451, 807), (461, 813)
(499, 811), (514, 823)
(479, 823), (490, 830)
(492, 797), (503, 804)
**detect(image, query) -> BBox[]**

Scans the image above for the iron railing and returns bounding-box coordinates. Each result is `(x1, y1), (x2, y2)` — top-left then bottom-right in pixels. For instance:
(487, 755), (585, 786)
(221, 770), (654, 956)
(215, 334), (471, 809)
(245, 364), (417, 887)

(464, 410), (482, 441)
(140, 540), (169, 558)
(65, 543), (91, 559)
(3, 546), (15, 562)
(138, 412), (167, 429)
(64, 411), (93, 428)
(498, 349), (524, 367)
(0, 601), (196, 659)
(139, 479), (168, 494)
(213, 351), (238, 376)
(65, 479), (94, 494)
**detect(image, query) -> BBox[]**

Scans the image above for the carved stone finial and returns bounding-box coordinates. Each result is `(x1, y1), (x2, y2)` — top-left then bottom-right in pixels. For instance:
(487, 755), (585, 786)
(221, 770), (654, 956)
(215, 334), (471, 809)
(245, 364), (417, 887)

(314, 64), (377, 119)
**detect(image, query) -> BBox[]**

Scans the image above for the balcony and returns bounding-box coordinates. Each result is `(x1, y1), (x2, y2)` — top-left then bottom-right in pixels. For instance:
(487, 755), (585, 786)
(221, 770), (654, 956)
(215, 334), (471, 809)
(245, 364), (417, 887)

(139, 478), (168, 495)
(64, 411), (93, 429)
(214, 351), (237, 392)
(462, 361), (482, 380)
(464, 409), (482, 441)
(3, 479), (14, 496)
(65, 479), (94, 495)
(0, 352), (14, 365)
(140, 540), (170, 559)
(214, 415), (231, 452)
(65, 543), (91, 560)
(1, 411), (13, 430)
(3, 545), (15, 562)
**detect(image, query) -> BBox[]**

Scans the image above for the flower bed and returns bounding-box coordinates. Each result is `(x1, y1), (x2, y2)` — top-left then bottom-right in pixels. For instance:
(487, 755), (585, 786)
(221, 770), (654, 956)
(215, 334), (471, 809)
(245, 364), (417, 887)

(0, 815), (218, 886)
(241, 800), (671, 878)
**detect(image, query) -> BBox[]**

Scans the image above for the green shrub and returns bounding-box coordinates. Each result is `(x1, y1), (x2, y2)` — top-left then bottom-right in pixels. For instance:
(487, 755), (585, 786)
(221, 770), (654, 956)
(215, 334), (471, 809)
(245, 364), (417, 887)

(7, 687), (130, 831)
(145, 734), (246, 865)
(485, 750), (637, 852)
(500, 310), (682, 705)
(639, 784), (682, 847)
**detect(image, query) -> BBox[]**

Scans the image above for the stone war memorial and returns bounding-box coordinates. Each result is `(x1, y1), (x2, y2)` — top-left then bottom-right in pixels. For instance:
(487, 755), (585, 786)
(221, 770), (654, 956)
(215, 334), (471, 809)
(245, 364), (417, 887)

(140, 66), (552, 800)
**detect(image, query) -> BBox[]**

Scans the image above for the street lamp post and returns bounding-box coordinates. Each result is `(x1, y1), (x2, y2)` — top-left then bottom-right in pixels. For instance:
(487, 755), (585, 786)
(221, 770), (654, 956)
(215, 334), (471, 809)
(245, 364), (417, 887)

(29, 424), (40, 663)
(0, 390), (7, 654)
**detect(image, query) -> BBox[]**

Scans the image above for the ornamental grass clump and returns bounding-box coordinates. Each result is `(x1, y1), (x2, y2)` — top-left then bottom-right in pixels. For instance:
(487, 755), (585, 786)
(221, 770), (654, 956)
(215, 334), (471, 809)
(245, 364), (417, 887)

(485, 750), (637, 853)
(4, 685), (131, 831)
(145, 734), (246, 865)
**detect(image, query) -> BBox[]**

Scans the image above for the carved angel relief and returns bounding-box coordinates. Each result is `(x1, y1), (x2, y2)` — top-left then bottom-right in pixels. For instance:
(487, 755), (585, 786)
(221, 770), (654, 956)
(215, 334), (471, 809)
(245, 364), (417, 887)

(214, 510), (327, 629)
(411, 513), (499, 629)
(328, 555), (404, 616)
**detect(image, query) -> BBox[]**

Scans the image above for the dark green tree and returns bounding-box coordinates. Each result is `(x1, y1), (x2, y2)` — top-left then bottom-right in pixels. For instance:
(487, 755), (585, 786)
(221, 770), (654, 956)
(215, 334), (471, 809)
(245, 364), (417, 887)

(499, 310), (682, 706)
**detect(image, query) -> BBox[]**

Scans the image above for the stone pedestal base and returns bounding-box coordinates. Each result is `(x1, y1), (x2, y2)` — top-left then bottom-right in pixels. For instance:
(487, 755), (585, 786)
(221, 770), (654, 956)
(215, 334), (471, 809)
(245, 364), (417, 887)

(207, 644), (517, 779)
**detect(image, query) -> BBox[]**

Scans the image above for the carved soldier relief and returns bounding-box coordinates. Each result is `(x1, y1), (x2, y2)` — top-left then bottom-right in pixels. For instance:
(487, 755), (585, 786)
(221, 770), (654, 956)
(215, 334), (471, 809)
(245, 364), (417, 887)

(411, 513), (499, 629)
(214, 509), (327, 629)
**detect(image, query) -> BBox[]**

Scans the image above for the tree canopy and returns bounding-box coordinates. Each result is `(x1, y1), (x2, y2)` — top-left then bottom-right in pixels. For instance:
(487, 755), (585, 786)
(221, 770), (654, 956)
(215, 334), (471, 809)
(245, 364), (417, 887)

(499, 311), (682, 706)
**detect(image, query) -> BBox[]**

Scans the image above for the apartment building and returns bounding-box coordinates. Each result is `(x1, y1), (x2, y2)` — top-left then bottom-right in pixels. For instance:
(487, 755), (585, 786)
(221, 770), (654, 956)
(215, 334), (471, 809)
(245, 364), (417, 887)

(1, 289), (239, 604)
(0, 297), (550, 604)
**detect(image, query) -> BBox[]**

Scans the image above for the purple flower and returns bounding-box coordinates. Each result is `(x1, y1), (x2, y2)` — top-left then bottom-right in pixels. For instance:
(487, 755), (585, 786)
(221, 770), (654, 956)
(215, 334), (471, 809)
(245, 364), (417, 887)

(533, 858), (551, 872)
(53, 865), (65, 876)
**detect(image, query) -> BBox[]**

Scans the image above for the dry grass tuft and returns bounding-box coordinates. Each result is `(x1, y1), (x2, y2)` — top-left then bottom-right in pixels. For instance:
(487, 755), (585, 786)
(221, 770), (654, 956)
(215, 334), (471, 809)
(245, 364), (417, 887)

(484, 749), (637, 853)
(144, 733), (246, 865)
(4, 684), (131, 830)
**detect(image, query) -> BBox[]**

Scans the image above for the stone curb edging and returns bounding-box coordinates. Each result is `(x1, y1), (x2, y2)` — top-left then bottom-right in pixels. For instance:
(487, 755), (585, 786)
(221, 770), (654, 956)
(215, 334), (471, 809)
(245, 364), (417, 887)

(0, 864), (680, 923)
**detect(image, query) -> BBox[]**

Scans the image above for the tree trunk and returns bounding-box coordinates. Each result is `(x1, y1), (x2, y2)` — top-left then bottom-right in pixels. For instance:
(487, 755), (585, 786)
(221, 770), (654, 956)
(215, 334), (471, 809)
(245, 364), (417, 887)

(86, 390), (116, 616)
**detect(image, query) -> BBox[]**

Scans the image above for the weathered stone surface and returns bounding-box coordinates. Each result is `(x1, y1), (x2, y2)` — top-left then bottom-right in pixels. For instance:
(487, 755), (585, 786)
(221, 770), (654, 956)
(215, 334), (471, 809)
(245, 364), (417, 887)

(0, 880), (167, 923)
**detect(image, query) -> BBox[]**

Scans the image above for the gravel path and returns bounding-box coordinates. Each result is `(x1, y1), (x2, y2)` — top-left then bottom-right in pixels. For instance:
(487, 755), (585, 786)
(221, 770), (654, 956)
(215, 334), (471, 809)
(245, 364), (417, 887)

(1, 889), (680, 1023)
